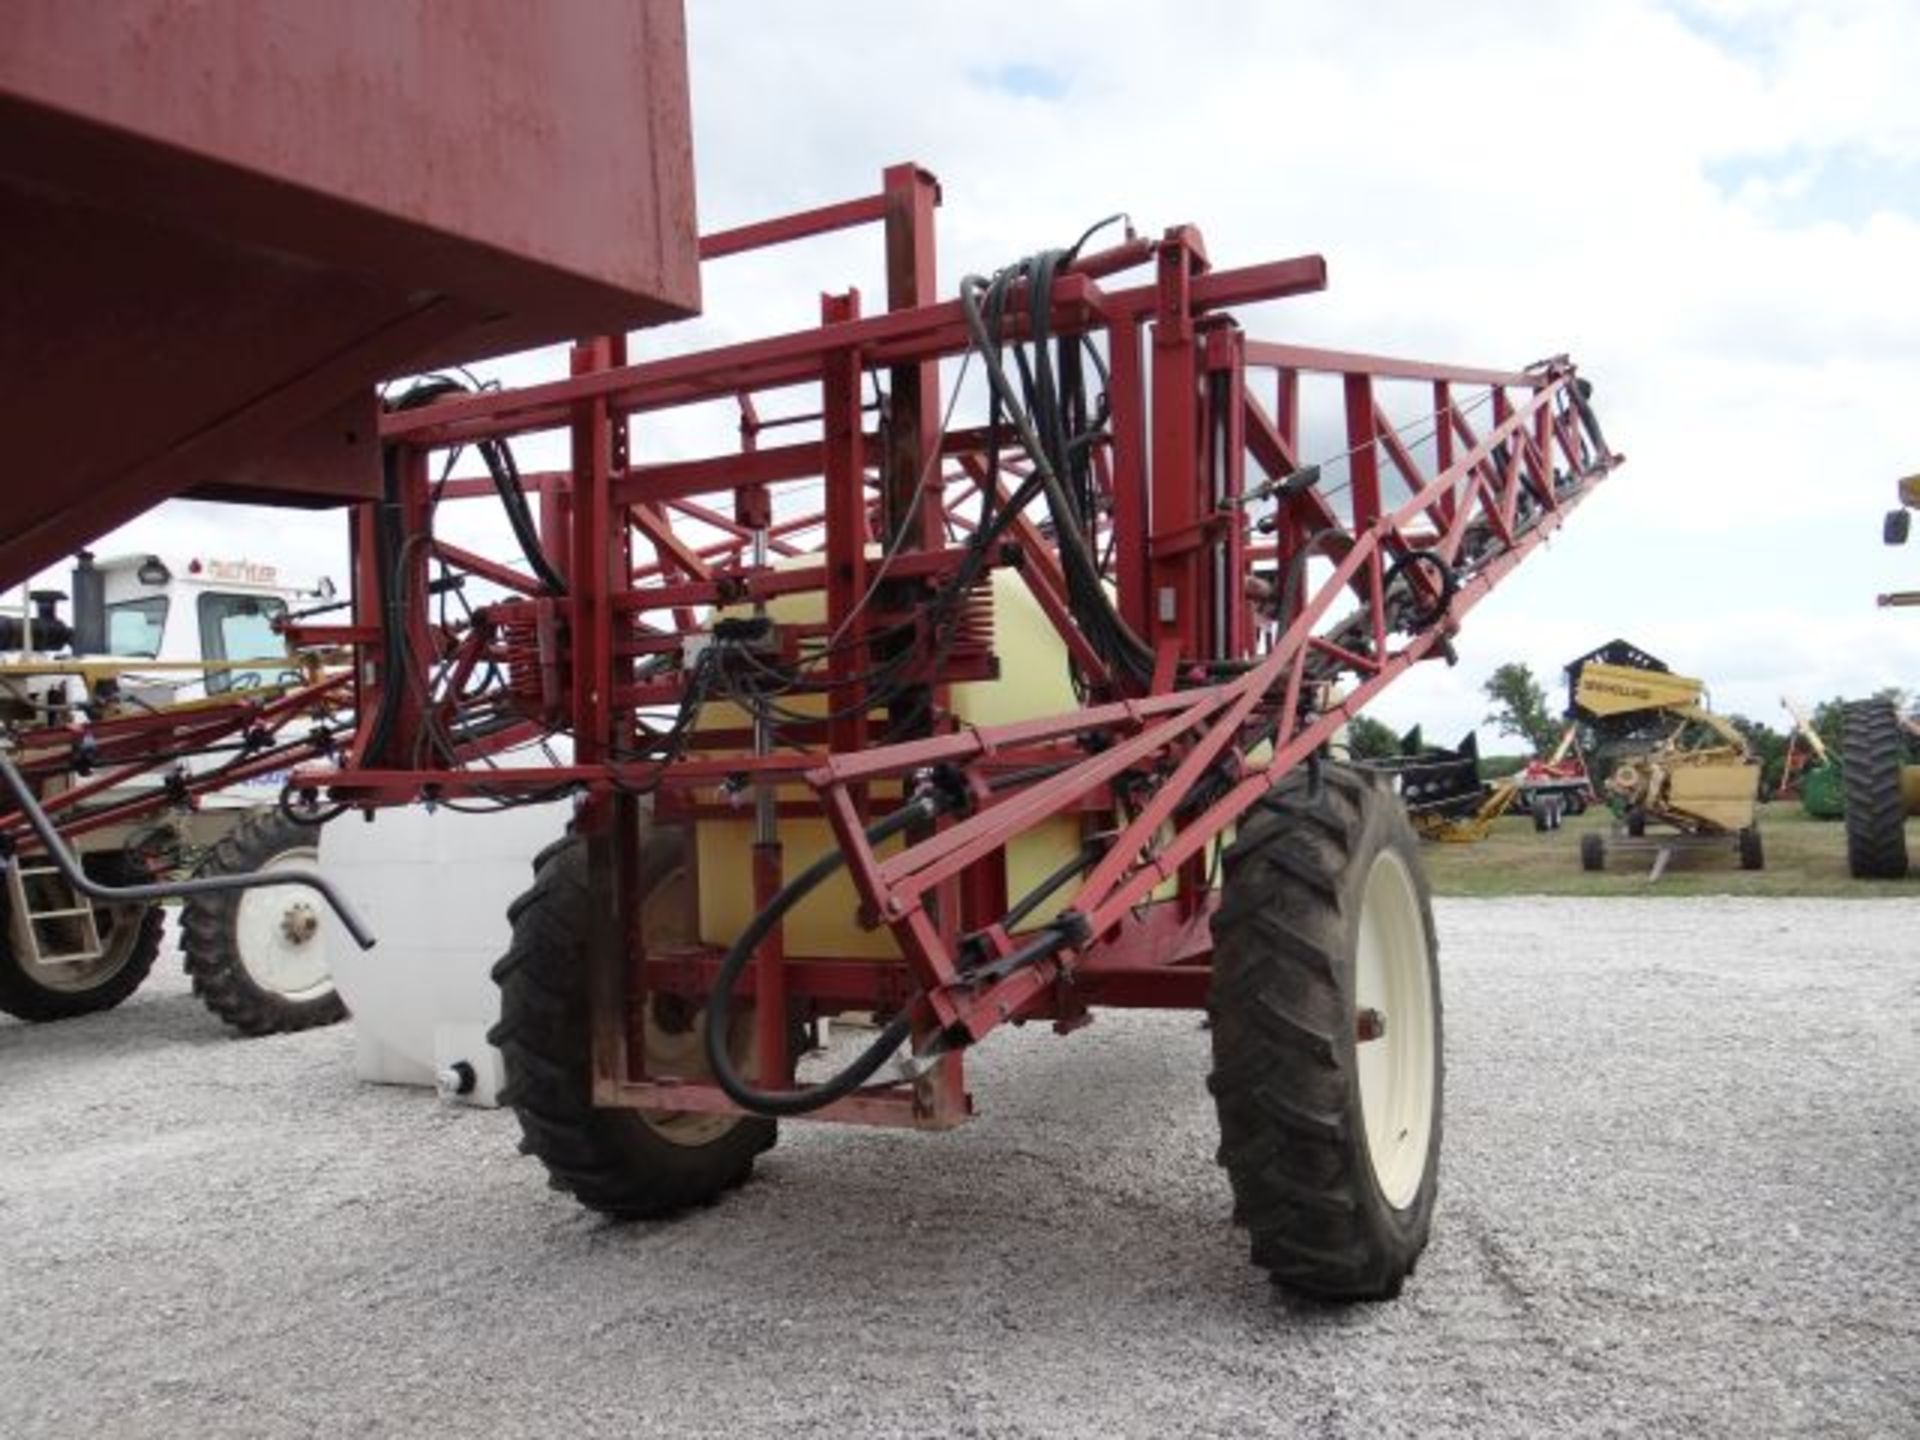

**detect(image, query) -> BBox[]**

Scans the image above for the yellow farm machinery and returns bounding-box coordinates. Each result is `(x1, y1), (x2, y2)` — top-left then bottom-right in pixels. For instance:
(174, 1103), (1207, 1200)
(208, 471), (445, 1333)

(1567, 641), (1762, 877)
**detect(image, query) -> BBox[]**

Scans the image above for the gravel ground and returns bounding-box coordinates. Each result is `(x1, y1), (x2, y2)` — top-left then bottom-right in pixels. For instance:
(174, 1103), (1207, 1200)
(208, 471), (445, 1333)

(1, 898), (1915, 1438)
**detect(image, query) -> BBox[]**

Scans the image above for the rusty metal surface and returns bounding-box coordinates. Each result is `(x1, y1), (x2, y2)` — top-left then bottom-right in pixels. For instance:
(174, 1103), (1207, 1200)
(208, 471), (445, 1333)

(0, 0), (697, 589)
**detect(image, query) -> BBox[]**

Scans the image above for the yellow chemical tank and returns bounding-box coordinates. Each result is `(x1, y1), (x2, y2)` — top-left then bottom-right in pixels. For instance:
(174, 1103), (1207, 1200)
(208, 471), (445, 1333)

(694, 568), (1085, 959)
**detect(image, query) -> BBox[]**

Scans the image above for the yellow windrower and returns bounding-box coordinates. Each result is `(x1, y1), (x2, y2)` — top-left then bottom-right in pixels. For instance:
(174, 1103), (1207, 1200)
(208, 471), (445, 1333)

(1411, 777), (1521, 843)
(1572, 660), (1759, 835)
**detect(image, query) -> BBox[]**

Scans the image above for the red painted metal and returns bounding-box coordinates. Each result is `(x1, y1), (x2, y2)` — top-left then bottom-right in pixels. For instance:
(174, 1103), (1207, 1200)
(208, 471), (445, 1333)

(700, 195), (888, 262)
(0, 0), (697, 591)
(293, 165), (1620, 1133)
(0, 671), (351, 861)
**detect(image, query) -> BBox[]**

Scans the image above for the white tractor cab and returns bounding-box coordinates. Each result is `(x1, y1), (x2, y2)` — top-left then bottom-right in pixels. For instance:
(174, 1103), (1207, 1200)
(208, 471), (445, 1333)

(98, 551), (318, 706)
(0, 550), (349, 1036)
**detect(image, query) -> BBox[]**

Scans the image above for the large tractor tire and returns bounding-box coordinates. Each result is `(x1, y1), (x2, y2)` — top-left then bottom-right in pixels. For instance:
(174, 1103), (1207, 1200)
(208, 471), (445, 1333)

(1207, 765), (1443, 1301)
(0, 855), (163, 1022)
(488, 827), (777, 1219)
(181, 810), (347, 1035)
(1843, 699), (1910, 880)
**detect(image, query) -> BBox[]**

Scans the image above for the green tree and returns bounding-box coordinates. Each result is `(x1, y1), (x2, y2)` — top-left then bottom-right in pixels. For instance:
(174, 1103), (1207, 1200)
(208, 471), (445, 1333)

(1809, 697), (1848, 756)
(1344, 713), (1402, 761)
(1481, 662), (1560, 756)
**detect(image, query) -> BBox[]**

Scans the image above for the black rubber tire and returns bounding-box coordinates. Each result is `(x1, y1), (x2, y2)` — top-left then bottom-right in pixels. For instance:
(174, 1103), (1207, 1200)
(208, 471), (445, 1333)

(1625, 810), (1647, 839)
(1738, 825), (1764, 872)
(181, 810), (347, 1036)
(1843, 699), (1910, 880)
(1206, 765), (1443, 1301)
(0, 855), (163, 1022)
(1580, 832), (1606, 872)
(1564, 792), (1587, 818)
(488, 827), (776, 1219)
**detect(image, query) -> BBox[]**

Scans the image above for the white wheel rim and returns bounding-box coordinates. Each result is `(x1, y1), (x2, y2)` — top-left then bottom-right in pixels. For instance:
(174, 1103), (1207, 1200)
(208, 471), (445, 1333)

(641, 1003), (759, 1147)
(1353, 847), (1437, 1210)
(232, 847), (333, 1001)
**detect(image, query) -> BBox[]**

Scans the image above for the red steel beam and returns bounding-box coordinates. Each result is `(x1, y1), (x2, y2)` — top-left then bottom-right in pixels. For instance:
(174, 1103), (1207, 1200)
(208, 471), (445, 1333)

(380, 256), (1327, 450)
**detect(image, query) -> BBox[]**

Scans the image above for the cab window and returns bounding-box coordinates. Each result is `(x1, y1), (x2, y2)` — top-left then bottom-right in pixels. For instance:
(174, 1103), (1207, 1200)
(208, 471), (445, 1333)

(104, 598), (168, 658)
(197, 592), (290, 693)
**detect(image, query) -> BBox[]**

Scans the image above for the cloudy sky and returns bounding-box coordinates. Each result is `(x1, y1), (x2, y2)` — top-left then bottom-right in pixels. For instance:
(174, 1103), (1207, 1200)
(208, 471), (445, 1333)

(61, 0), (1920, 750)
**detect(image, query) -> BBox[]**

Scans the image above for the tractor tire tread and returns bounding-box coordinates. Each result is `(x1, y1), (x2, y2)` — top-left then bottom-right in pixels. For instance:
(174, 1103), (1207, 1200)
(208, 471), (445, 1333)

(1206, 763), (1442, 1302)
(493, 830), (775, 1221)
(1843, 699), (1910, 880)
(181, 810), (347, 1036)
(0, 860), (163, 1023)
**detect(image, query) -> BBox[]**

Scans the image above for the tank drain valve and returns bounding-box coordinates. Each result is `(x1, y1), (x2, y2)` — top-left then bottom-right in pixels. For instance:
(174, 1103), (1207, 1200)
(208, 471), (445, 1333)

(436, 1061), (478, 1098)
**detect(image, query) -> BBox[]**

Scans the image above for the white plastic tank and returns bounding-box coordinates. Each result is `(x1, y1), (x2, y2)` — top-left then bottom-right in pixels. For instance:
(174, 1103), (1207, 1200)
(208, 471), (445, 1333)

(320, 798), (571, 1107)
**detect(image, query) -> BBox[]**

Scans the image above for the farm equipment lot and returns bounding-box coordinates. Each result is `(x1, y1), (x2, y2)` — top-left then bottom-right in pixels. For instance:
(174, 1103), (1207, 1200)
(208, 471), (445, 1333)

(2, 899), (1914, 1439)
(1425, 806), (1920, 899)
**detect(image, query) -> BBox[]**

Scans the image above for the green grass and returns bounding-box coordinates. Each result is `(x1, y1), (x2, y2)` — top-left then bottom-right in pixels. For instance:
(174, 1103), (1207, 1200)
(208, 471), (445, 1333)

(1419, 803), (1920, 899)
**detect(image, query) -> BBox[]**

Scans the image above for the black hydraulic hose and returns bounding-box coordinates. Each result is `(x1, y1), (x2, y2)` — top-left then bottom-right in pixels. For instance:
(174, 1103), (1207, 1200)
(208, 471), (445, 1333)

(365, 375), (459, 769)
(998, 840), (1101, 933)
(480, 438), (569, 596)
(959, 271), (1154, 688)
(360, 445), (407, 767)
(386, 377), (567, 597)
(965, 920), (1073, 986)
(363, 378), (564, 765)
(702, 794), (945, 1117)
(0, 756), (376, 950)
(278, 785), (351, 827)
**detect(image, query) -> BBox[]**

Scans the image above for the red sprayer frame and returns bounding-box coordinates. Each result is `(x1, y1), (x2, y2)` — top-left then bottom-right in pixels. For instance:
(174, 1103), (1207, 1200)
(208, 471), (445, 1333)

(299, 163), (1621, 1131)
(0, 672), (351, 861)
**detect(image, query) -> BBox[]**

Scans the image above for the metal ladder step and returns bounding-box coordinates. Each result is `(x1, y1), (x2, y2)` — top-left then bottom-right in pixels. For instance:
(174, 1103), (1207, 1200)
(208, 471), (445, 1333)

(5, 860), (105, 967)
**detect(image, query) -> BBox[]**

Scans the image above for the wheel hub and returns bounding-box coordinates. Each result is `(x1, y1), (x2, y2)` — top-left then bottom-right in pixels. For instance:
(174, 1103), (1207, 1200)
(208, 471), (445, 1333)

(230, 846), (333, 1000)
(279, 902), (319, 946)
